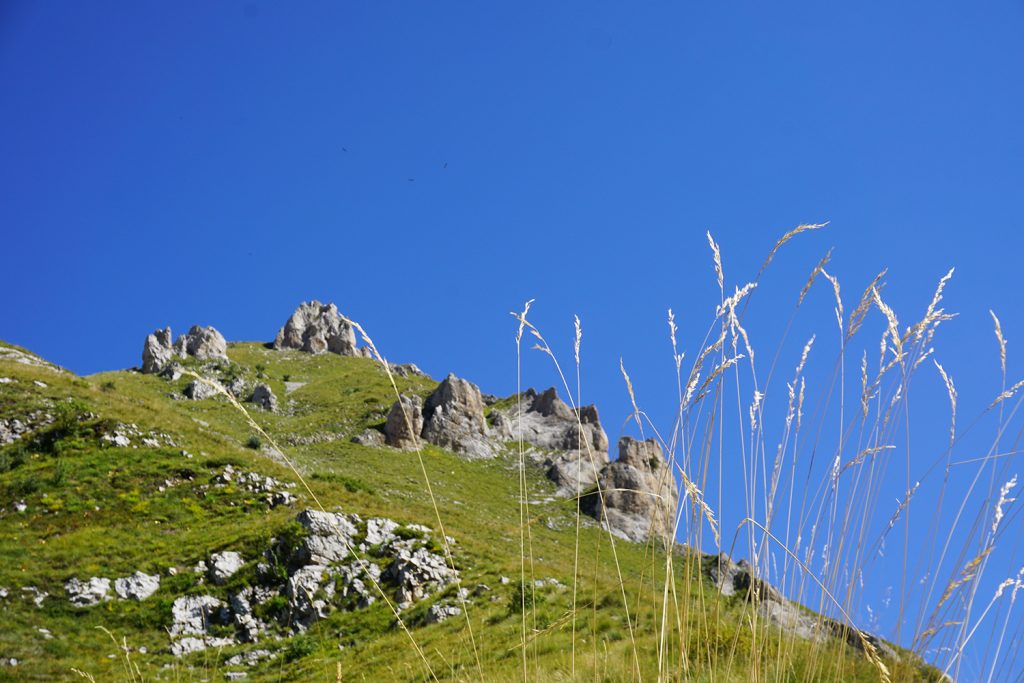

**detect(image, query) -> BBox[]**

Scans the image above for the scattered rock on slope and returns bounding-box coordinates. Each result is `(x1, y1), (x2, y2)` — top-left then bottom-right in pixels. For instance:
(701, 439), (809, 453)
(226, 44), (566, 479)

(273, 301), (365, 356)
(114, 572), (161, 601)
(64, 577), (112, 607)
(581, 436), (679, 544)
(250, 383), (278, 412)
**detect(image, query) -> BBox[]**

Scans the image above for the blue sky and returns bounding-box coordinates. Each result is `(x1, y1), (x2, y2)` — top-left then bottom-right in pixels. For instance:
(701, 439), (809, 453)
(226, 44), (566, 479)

(3, 1), (1024, 672)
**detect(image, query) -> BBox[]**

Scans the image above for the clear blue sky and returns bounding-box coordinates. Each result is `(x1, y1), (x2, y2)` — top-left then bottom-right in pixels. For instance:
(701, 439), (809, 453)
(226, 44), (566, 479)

(3, 1), (1024, 672)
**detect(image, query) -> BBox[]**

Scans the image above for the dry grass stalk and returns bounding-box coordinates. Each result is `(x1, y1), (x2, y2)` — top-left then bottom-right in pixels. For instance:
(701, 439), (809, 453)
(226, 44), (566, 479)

(758, 221), (829, 276)
(798, 248), (833, 306)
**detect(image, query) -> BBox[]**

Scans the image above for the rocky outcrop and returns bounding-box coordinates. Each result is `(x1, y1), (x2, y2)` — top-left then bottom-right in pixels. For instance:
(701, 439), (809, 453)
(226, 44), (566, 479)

(581, 437), (678, 544)
(164, 509), (458, 654)
(421, 374), (494, 458)
(208, 551), (245, 585)
(114, 572), (161, 601)
(704, 554), (899, 661)
(250, 383), (278, 412)
(184, 379), (219, 400)
(140, 324), (228, 374)
(493, 388), (611, 496)
(384, 394), (424, 449)
(295, 509), (360, 565)
(142, 327), (174, 373)
(0, 411), (54, 447)
(178, 325), (228, 361)
(64, 577), (112, 607)
(274, 301), (364, 356)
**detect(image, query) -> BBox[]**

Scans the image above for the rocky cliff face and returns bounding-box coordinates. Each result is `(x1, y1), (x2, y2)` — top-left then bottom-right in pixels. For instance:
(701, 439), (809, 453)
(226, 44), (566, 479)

(491, 387), (611, 496)
(581, 436), (679, 544)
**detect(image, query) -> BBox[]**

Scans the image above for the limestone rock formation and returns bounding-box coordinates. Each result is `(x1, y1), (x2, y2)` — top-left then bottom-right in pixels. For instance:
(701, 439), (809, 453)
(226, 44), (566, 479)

(384, 394), (424, 449)
(142, 327), (174, 374)
(294, 509), (359, 565)
(141, 324), (228, 373)
(421, 374), (494, 458)
(184, 379), (218, 401)
(704, 555), (899, 661)
(208, 551), (245, 585)
(274, 301), (360, 356)
(64, 577), (112, 607)
(494, 388), (611, 495)
(178, 325), (228, 361)
(250, 383), (278, 412)
(114, 572), (161, 601)
(581, 437), (679, 544)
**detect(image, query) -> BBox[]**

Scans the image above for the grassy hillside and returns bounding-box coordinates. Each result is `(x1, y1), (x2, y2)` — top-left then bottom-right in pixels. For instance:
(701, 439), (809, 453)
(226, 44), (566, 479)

(0, 340), (941, 682)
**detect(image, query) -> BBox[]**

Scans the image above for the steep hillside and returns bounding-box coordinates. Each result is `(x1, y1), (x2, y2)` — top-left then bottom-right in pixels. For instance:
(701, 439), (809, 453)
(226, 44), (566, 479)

(0, 309), (943, 681)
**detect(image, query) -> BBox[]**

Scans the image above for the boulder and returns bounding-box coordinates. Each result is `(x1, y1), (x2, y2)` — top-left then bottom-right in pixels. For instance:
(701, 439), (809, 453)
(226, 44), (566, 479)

(351, 429), (384, 447)
(170, 594), (226, 636)
(64, 577), (112, 607)
(274, 301), (358, 356)
(581, 437), (679, 544)
(384, 395), (424, 449)
(184, 379), (219, 401)
(208, 551), (245, 585)
(176, 325), (228, 362)
(421, 374), (494, 458)
(386, 546), (458, 608)
(142, 327), (174, 374)
(294, 509), (359, 565)
(426, 603), (462, 624)
(250, 383), (278, 412)
(334, 561), (381, 608)
(286, 564), (333, 628)
(113, 571), (161, 601)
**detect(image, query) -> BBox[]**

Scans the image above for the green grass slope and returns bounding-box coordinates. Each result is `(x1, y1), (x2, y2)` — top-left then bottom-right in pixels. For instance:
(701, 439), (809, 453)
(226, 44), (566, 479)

(0, 341), (941, 682)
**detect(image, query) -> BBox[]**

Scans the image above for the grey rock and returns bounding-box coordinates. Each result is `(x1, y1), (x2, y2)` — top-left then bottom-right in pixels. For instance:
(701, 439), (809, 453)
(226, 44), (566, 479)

(295, 509), (358, 565)
(351, 428), (384, 447)
(384, 394), (424, 450)
(286, 564), (333, 628)
(421, 374), (494, 458)
(184, 379), (219, 401)
(250, 383), (278, 412)
(226, 376), (248, 397)
(386, 546), (458, 608)
(64, 577), (112, 607)
(388, 363), (427, 379)
(170, 594), (227, 637)
(22, 586), (47, 607)
(229, 590), (262, 643)
(209, 551), (245, 585)
(142, 327), (174, 374)
(177, 325), (229, 362)
(496, 388), (611, 496)
(425, 603), (462, 624)
(364, 518), (399, 547)
(113, 571), (160, 601)
(581, 437), (679, 544)
(274, 301), (358, 356)
(171, 635), (235, 657)
(334, 561), (382, 608)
